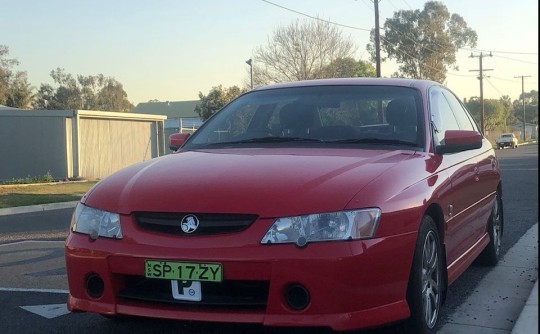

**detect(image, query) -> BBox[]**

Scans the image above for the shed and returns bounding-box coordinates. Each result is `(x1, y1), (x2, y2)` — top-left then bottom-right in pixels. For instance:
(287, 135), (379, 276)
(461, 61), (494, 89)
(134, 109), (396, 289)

(0, 109), (166, 181)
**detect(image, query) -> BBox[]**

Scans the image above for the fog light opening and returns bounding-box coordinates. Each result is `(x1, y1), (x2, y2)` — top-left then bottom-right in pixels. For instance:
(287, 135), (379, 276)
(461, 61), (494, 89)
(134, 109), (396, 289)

(85, 273), (105, 299)
(285, 284), (310, 311)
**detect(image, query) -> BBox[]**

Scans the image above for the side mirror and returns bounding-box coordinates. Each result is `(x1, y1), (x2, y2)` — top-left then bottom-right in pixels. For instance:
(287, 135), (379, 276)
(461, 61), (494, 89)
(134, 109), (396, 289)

(435, 130), (483, 154)
(169, 133), (190, 151)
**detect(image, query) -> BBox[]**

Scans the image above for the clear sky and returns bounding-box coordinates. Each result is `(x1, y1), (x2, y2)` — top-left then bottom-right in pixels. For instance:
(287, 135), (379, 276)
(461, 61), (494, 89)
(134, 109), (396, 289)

(1, 0), (538, 106)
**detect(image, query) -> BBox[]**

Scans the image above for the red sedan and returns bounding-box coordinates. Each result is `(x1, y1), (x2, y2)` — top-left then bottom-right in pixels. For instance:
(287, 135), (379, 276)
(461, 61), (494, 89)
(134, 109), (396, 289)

(65, 78), (502, 333)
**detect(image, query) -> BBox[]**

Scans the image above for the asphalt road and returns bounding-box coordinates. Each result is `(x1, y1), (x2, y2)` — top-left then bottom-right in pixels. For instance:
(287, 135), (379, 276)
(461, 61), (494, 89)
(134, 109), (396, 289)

(0, 144), (537, 333)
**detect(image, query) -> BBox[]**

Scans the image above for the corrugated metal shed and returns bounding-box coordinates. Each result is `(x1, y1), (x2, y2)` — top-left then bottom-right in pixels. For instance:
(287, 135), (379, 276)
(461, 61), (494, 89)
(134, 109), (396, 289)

(0, 109), (166, 181)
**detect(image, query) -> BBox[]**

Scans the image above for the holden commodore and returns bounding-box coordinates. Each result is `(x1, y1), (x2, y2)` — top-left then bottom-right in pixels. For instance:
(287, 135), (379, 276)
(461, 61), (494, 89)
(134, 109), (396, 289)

(65, 78), (503, 334)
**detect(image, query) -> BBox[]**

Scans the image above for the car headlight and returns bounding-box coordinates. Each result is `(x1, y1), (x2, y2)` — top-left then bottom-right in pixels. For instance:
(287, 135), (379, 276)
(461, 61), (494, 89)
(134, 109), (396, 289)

(70, 203), (123, 240)
(261, 208), (381, 247)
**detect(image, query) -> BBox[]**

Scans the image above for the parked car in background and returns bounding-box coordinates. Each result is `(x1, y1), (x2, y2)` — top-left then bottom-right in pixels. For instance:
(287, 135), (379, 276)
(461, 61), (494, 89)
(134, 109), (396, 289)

(66, 78), (503, 334)
(496, 133), (519, 149)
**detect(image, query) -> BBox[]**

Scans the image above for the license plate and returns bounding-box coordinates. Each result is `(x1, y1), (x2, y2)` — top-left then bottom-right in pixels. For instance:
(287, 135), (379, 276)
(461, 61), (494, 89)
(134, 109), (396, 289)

(145, 260), (222, 282)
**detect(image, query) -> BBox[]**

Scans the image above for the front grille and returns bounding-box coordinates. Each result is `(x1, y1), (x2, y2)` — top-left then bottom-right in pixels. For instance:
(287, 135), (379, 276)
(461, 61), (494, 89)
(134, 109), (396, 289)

(135, 212), (258, 236)
(118, 276), (269, 309)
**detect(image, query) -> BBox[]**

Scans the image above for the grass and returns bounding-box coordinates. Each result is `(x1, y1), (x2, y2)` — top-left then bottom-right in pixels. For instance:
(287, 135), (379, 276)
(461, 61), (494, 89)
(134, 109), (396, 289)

(0, 181), (98, 209)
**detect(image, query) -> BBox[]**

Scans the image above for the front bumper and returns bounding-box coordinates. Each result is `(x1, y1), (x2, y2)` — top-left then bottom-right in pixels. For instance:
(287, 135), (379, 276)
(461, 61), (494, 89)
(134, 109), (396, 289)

(65, 216), (416, 331)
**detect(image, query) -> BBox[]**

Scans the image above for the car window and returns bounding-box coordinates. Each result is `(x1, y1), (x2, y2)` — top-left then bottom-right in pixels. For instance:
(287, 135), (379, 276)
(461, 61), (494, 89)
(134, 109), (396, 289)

(429, 87), (460, 146)
(441, 89), (477, 132)
(186, 85), (424, 149)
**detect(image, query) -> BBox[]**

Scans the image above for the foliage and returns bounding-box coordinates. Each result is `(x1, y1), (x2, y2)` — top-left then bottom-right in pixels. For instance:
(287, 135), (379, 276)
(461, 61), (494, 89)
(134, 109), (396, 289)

(0, 45), (34, 108)
(320, 57), (376, 78)
(33, 68), (134, 112)
(253, 18), (357, 85)
(1, 171), (53, 185)
(512, 90), (538, 124)
(368, 1), (477, 83)
(195, 85), (247, 121)
(464, 98), (508, 131)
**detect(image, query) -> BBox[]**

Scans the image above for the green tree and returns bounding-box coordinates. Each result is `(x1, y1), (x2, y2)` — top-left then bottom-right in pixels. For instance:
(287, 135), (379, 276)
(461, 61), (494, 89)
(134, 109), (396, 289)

(34, 68), (134, 112)
(497, 95), (516, 128)
(0, 45), (34, 108)
(253, 18), (357, 85)
(320, 57), (376, 78)
(512, 90), (538, 125)
(368, 1), (477, 82)
(464, 98), (506, 131)
(195, 85), (247, 121)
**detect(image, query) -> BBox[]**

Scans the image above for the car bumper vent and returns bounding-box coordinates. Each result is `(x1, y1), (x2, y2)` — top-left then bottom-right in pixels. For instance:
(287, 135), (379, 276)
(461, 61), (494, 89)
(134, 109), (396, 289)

(117, 276), (269, 309)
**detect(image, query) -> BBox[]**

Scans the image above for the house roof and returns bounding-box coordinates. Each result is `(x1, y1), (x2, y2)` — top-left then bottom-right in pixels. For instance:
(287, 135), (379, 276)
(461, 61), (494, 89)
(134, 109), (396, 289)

(132, 100), (200, 119)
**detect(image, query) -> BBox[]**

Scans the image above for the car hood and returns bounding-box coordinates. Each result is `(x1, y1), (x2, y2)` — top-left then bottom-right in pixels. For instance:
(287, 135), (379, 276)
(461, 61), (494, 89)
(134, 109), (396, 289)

(83, 148), (416, 217)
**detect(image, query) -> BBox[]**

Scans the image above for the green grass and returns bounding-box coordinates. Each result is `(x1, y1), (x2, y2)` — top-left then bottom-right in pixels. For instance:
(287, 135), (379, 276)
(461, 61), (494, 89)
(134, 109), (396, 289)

(0, 181), (98, 209)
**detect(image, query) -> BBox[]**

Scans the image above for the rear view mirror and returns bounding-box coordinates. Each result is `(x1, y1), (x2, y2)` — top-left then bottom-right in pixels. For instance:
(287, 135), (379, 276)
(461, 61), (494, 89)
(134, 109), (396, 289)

(169, 133), (191, 151)
(435, 130), (482, 154)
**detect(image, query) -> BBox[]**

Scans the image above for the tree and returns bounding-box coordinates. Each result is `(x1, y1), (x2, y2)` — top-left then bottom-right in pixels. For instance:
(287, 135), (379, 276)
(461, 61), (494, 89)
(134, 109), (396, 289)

(320, 57), (376, 78)
(253, 18), (357, 85)
(195, 85), (247, 121)
(368, 1), (477, 82)
(499, 95), (517, 128)
(34, 68), (134, 112)
(512, 90), (538, 124)
(5, 72), (34, 108)
(464, 98), (506, 131)
(0, 45), (34, 108)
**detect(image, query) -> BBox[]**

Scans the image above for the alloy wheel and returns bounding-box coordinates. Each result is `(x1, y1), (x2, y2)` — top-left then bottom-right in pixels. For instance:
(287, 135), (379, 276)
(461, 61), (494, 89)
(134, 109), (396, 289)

(421, 230), (441, 329)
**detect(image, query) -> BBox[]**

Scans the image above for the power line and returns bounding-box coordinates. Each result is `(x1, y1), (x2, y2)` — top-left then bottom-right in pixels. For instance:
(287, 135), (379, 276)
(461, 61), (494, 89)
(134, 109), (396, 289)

(261, 0), (371, 32)
(260, 0), (537, 80)
(461, 47), (538, 55)
(493, 54), (538, 65)
(485, 77), (507, 97)
(264, 0), (538, 60)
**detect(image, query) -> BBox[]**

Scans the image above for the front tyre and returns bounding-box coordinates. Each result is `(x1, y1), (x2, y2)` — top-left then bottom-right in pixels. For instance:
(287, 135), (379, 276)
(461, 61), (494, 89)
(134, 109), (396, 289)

(405, 216), (443, 334)
(476, 192), (503, 266)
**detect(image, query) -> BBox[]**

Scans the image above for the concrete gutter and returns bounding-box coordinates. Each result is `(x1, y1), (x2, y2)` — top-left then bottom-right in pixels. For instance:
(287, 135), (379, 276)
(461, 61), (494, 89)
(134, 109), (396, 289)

(0, 201), (78, 217)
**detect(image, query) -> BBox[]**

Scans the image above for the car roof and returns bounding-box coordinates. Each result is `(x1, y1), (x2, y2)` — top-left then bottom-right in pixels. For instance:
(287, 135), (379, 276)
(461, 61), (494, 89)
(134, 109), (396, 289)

(252, 78), (441, 92)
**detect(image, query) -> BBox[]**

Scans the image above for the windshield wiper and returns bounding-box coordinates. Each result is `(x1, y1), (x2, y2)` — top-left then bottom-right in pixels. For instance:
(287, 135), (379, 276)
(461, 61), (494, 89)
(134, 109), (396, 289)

(327, 138), (417, 146)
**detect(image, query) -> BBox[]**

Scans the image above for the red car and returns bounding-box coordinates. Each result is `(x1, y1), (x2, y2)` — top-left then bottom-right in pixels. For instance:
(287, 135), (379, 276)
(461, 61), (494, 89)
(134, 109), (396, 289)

(65, 78), (503, 333)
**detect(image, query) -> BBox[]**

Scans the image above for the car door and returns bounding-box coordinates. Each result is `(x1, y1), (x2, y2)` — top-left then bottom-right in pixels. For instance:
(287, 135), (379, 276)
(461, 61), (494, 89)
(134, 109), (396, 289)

(430, 87), (481, 267)
(442, 89), (497, 241)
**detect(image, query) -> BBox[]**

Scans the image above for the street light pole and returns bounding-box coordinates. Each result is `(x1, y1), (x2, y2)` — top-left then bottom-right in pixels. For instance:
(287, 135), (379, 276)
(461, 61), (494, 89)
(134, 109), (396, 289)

(246, 59), (253, 89)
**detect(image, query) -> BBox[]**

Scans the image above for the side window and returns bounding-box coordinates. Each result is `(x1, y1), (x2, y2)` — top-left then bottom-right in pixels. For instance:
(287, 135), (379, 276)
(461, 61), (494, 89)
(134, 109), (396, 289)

(442, 90), (476, 131)
(429, 88), (460, 145)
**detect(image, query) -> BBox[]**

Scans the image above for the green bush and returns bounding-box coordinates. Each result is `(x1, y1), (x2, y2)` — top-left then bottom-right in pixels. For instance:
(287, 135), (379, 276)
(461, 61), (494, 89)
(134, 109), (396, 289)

(1, 171), (54, 185)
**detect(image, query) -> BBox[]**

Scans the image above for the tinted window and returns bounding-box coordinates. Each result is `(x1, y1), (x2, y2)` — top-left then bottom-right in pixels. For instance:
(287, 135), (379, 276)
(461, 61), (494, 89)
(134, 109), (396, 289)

(441, 90), (476, 131)
(186, 85), (424, 149)
(429, 88), (459, 146)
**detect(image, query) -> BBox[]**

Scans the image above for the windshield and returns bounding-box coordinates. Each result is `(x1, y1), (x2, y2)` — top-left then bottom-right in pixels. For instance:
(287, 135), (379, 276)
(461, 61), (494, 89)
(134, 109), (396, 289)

(184, 85), (424, 150)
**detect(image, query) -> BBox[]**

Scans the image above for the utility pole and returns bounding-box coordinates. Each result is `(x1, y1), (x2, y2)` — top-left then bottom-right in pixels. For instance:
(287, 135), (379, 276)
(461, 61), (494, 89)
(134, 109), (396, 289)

(514, 75), (531, 141)
(246, 59), (253, 90)
(469, 52), (493, 134)
(373, 0), (381, 77)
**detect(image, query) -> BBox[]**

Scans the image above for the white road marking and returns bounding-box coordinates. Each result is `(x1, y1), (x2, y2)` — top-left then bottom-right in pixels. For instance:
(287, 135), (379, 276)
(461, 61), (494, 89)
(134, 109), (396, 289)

(20, 303), (70, 319)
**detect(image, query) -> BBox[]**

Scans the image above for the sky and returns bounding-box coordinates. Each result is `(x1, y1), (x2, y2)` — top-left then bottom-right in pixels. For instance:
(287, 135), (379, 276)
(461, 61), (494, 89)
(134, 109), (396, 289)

(1, 0), (538, 106)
